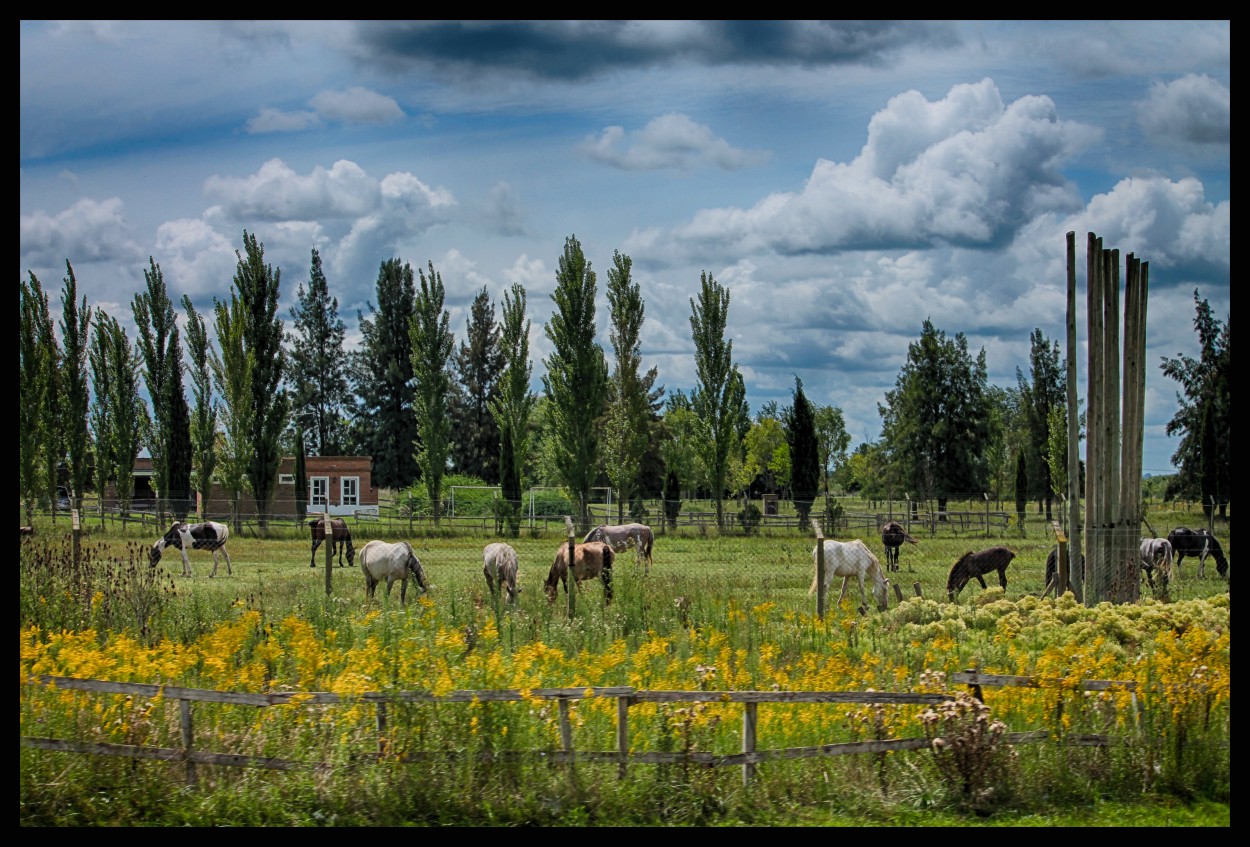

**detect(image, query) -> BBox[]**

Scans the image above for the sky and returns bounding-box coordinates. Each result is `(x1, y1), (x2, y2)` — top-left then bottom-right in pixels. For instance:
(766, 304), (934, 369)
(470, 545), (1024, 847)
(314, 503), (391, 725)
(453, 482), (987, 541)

(19, 21), (1230, 478)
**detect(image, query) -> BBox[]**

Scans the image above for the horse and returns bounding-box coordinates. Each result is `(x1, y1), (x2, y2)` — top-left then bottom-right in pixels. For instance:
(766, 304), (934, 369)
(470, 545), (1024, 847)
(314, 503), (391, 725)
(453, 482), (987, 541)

(545, 541), (614, 605)
(309, 517), (355, 568)
(807, 538), (890, 612)
(1139, 537), (1175, 591)
(947, 546), (1015, 600)
(1043, 546), (1084, 596)
(483, 542), (521, 606)
(879, 520), (918, 572)
(150, 521), (232, 578)
(583, 523), (654, 575)
(359, 540), (429, 605)
(1166, 527), (1228, 579)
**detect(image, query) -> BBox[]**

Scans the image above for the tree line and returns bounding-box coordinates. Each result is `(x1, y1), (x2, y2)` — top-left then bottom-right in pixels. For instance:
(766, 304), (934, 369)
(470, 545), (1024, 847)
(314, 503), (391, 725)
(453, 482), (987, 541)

(18, 232), (1230, 533)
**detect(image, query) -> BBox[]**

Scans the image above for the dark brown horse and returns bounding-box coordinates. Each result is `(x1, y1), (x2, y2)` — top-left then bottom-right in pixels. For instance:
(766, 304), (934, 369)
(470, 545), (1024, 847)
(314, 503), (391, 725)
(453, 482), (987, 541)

(309, 517), (355, 568)
(879, 520), (918, 572)
(947, 546), (1015, 600)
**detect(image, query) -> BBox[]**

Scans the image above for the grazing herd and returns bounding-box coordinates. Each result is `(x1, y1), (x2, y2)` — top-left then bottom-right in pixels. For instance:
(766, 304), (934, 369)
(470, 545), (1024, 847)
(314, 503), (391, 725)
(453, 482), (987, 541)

(145, 517), (1227, 611)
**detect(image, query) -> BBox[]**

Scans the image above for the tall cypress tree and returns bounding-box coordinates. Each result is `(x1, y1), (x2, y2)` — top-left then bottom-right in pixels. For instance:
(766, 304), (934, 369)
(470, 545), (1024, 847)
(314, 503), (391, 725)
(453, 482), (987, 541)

(542, 235), (608, 531)
(498, 421), (522, 536)
(288, 248), (351, 457)
(182, 296), (218, 518)
(352, 259), (419, 492)
(489, 283), (536, 505)
(294, 426), (309, 522)
(450, 286), (504, 482)
(785, 376), (820, 527)
(233, 232), (289, 527)
(20, 273), (56, 525)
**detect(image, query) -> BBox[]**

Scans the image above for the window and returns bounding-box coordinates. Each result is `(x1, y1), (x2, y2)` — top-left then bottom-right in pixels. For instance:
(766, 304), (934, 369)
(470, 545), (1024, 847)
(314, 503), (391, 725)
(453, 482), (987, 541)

(341, 476), (359, 507)
(310, 477), (329, 508)
(279, 473), (294, 485)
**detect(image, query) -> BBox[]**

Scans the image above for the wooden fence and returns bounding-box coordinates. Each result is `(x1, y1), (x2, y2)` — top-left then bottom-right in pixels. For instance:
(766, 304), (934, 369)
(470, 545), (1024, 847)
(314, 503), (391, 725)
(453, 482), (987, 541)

(22, 669), (1150, 789)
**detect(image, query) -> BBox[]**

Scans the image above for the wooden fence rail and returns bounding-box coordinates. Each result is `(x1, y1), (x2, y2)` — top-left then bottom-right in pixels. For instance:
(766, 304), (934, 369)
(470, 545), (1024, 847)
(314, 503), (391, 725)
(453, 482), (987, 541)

(22, 669), (1156, 789)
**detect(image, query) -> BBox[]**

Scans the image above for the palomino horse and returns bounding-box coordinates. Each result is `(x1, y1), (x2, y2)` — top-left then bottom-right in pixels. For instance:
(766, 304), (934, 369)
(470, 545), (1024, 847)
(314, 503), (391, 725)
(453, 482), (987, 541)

(1166, 527), (1228, 579)
(483, 542), (521, 606)
(359, 540), (429, 605)
(545, 541), (615, 605)
(808, 538), (890, 612)
(309, 517), (355, 568)
(879, 520), (918, 572)
(947, 546), (1015, 600)
(583, 523), (654, 575)
(150, 521), (232, 578)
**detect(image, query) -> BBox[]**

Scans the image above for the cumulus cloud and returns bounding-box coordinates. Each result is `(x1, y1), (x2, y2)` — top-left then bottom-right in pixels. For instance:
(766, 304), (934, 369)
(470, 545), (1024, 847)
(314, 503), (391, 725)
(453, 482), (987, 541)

(204, 158), (381, 221)
(309, 86), (405, 125)
(19, 196), (144, 267)
(151, 218), (240, 299)
(581, 113), (770, 172)
(626, 79), (1098, 264)
(331, 171), (456, 283)
(1138, 74), (1230, 145)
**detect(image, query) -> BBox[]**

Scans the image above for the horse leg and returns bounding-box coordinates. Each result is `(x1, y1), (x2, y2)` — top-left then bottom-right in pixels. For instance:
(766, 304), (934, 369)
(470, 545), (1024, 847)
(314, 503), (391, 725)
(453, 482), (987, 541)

(836, 576), (851, 608)
(998, 568), (1007, 591)
(181, 549), (192, 578)
(210, 550), (219, 578)
(310, 538), (321, 568)
(976, 574), (988, 590)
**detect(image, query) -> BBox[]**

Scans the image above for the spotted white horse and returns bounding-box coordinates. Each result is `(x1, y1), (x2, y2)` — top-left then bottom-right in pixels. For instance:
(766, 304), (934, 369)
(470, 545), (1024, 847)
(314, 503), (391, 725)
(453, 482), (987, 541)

(150, 521), (232, 577)
(583, 523), (654, 575)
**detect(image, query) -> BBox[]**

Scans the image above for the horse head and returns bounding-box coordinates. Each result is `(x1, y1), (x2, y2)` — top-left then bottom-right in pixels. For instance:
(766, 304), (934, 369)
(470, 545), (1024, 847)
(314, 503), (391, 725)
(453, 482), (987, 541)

(947, 552), (974, 597)
(406, 550), (430, 593)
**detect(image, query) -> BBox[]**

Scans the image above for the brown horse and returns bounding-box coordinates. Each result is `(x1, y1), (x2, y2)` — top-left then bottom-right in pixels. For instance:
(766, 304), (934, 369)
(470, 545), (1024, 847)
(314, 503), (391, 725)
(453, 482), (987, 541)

(309, 517), (355, 568)
(879, 520), (918, 572)
(545, 541), (615, 605)
(947, 546), (1015, 600)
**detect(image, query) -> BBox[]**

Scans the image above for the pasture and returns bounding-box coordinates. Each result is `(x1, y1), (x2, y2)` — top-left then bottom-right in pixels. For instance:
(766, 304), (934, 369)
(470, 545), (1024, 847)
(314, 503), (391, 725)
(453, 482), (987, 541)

(19, 509), (1231, 826)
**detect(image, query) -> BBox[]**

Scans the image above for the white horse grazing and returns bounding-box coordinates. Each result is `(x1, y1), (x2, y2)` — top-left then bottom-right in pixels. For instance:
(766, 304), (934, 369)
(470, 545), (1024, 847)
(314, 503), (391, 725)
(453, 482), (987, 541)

(1140, 537), (1175, 590)
(483, 542), (521, 606)
(808, 538), (890, 612)
(583, 523), (654, 575)
(359, 540), (429, 605)
(150, 521), (232, 578)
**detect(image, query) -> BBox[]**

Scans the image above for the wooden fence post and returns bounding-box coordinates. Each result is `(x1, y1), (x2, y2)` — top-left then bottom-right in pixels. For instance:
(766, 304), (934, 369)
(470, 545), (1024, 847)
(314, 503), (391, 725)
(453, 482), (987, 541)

(179, 698), (197, 788)
(811, 519), (825, 620)
(564, 516), (576, 617)
(324, 511), (333, 597)
(616, 695), (630, 780)
(742, 701), (758, 787)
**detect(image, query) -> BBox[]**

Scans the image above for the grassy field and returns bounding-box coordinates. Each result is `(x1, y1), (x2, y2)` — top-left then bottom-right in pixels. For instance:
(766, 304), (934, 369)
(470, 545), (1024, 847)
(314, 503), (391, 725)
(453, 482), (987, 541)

(19, 504), (1231, 826)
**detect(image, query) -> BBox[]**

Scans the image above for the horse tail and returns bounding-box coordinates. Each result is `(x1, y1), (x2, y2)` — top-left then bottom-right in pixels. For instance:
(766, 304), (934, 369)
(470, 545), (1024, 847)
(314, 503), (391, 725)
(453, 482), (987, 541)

(345, 532), (356, 567)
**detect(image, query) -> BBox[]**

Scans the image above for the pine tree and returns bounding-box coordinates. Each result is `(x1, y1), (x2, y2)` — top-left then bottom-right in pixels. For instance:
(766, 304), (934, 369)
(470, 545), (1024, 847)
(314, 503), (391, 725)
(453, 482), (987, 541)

(689, 271), (746, 528)
(785, 376), (820, 527)
(352, 259), (420, 492)
(1017, 328), (1065, 521)
(410, 261), (455, 524)
(288, 248), (351, 456)
(541, 235), (608, 530)
(450, 286), (504, 482)
(232, 232), (289, 526)
(182, 296), (218, 517)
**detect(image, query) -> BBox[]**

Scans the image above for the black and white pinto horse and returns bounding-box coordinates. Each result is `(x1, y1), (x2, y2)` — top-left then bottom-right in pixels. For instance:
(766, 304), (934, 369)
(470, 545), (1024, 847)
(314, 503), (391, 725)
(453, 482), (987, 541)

(1139, 537), (1175, 590)
(879, 520), (918, 572)
(483, 541), (521, 606)
(808, 538), (890, 612)
(359, 540), (429, 605)
(1166, 527), (1229, 579)
(309, 517), (355, 568)
(583, 523), (654, 575)
(947, 546), (1015, 601)
(150, 521), (232, 578)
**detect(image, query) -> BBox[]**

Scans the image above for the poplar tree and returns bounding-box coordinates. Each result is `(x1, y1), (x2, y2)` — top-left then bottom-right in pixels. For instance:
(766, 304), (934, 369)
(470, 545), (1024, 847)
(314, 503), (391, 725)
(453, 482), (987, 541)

(785, 376), (820, 526)
(294, 426), (308, 521)
(1017, 328), (1065, 521)
(288, 248), (351, 456)
(232, 232), (289, 527)
(59, 261), (92, 515)
(352, 259), (419, 492)
(211, 292), (253, 530)
(450, 286), (504, 482)
(541, 235), (608, 530)
(689, 271), (746, 528)
(182, 296), (218, 517)
(489, 283), (536, 531)
(410, 261), (455, 524)
(19, 273), (56, 524)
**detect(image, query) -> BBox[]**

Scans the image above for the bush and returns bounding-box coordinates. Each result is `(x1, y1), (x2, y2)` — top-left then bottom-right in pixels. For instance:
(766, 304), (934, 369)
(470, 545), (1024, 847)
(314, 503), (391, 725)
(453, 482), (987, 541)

(737, 503), (762, 535)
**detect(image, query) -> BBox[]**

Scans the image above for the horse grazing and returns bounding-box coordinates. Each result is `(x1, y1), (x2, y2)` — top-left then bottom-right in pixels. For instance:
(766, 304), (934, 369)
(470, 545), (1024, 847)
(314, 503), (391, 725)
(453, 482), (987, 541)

(1166, 527), (1228, 579)
(309, 517), (355, 568)
(359, 540), (429, 605)
(947, 546), (1015, 600)
(483, 542), (521, 606)
(807, 538), (890, 612)
(584, 523), (654, 575)
(879, 520), (918, 572)
(150, 521), (232, 578)
(545, 541), (615, 605)
(1139, 537), (1175, 590)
